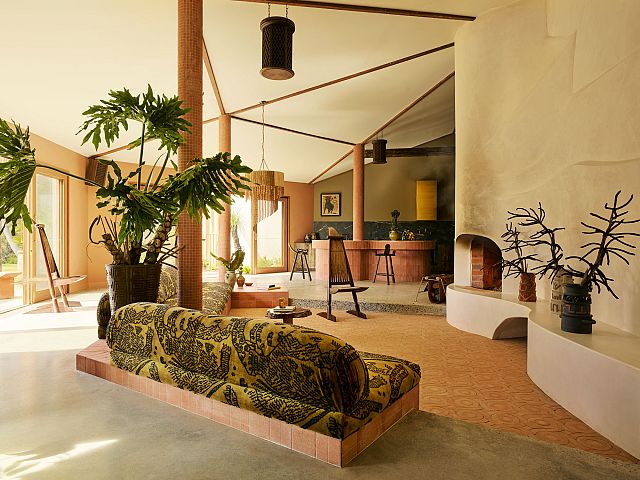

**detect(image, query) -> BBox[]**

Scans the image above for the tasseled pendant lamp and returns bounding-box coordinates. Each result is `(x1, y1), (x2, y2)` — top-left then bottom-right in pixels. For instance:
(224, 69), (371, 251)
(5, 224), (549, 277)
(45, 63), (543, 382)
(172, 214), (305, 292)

(246, 102), (285, 222)
(260, 4), (295, 80)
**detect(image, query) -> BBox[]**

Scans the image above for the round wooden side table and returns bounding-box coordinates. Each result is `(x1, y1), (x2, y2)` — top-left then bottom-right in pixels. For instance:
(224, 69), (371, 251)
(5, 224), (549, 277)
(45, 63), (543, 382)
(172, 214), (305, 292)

(266, 307), (312, 325)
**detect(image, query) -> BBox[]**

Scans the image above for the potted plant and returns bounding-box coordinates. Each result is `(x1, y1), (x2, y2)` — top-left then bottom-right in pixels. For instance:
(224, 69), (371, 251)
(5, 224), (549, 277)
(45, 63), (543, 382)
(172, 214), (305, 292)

(561, 191), (639, 333)
(0, 86), (251, 313)
(506, 203), (571, 314)
(211, 249), (245, 285)
(498, 222), (540, 302)
(389, 209), (400, 241)
(505, 192), (639, 333)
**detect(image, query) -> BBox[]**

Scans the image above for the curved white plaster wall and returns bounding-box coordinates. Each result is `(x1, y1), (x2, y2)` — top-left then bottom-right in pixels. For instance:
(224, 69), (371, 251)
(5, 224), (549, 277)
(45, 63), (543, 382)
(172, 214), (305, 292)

(454, 0), (640, 334)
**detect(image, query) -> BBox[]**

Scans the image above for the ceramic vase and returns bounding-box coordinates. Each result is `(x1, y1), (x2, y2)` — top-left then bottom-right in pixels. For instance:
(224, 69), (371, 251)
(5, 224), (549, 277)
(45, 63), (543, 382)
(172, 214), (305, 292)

(236, 272), (245, 287)
(550, 268), (573, 315)
(561, 283), (596, 334)
(389, 229), (399, 241)
(225, 270), (237, 286)
(518, 272), (537, 302)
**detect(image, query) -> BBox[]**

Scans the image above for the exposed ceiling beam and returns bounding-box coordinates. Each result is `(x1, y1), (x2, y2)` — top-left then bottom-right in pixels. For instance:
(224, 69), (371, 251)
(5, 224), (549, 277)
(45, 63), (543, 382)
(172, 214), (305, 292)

(308, 149), (353, 184)
(364, 146), (455, 158)
(363, 71), (455, 143)
(231, 116), (355, 145)
(94, 51), (454, 161)
(308, 71), (455, 183)
(89, 141), (148, 159)
(222, 42), (454, 117)
(202, 38), (226, 115)
(233, 0), (475, 21)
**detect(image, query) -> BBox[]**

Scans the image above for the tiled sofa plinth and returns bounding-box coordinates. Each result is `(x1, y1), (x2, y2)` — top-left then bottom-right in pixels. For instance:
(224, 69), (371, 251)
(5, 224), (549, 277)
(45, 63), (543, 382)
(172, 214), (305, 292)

(231, 285), (289, 309)
(76, 340), (419, 467)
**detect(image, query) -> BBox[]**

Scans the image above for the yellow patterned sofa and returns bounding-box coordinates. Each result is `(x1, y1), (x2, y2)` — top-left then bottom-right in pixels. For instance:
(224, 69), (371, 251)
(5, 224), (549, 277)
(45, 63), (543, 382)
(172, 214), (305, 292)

(97, 266), (232, 339)
(106, 302), (421, 440)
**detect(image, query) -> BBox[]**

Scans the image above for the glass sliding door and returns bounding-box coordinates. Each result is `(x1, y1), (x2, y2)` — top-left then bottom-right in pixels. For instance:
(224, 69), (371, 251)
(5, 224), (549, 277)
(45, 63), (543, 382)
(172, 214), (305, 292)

(252, 197), (289, 274)
(31, 173), (65, 303)
(0, 219), (25, 312)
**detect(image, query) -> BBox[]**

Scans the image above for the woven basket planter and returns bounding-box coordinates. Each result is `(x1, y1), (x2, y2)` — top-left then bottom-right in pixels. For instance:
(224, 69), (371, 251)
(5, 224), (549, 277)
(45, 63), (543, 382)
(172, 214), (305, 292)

(105, 263), (162, 315)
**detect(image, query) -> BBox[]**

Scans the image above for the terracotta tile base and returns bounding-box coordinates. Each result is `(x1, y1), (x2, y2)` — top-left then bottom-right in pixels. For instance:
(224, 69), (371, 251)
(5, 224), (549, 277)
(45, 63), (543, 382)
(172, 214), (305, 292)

(76, 340), (417, 467)
(231, 286), (289, 309)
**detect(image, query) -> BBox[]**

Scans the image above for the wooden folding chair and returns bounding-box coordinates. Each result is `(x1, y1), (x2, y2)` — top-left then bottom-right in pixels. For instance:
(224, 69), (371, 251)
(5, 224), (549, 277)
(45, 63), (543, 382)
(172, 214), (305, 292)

(317, 234), (368, 322)
(35, 223), (86, 313)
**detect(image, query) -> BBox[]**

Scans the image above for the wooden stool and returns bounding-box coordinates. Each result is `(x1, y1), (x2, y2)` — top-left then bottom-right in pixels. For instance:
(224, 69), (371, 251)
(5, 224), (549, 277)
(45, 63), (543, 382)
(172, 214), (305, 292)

(416, 274), (454, 303)
(289, 244), (312, 281)
(373, 244), (395, 285)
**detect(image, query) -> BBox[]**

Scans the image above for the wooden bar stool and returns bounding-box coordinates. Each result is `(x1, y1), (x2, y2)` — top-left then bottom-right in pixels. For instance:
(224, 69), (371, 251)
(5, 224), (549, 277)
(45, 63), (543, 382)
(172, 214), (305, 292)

(289, 244), (312, 281)
(373, 244), (395, 285)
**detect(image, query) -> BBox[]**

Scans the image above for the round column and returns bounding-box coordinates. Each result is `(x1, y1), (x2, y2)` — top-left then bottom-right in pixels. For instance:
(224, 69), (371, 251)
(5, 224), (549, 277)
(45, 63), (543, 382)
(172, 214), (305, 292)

(177, 0), (203, 310)
(353, 143), (365, 241)
(217, 114), (232, 282)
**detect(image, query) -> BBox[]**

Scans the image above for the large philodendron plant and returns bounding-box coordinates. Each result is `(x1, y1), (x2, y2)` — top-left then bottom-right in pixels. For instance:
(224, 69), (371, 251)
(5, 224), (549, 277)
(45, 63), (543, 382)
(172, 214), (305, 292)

(0, 86), (252, 265)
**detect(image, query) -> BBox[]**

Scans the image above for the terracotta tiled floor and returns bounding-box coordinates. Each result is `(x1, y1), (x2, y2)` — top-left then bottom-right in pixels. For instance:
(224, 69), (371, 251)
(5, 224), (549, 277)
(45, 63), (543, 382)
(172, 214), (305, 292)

(232, 307), (639, 463)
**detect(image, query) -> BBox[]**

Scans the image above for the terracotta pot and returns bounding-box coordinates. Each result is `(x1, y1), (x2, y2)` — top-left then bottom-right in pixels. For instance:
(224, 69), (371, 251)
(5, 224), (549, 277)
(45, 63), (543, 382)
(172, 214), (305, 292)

(561, 283), (596, 334)
(389, 229), (399, 241)
(236, 272), (245, 287)
(518, 272), (537, 302)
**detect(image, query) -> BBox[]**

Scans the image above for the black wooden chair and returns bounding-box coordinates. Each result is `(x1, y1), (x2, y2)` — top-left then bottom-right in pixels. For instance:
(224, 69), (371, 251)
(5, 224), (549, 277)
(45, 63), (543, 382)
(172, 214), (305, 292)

(373, 244), (395, 285)
(318, 234), (368, 322)
(289, 243), (312, 281)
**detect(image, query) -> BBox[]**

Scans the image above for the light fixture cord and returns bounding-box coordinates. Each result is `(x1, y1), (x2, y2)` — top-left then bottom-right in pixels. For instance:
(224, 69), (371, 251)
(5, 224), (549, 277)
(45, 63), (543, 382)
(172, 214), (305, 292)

(260, 101), (269, 170)
(267, 3), (271, 17)
(286, 4), (289, 18)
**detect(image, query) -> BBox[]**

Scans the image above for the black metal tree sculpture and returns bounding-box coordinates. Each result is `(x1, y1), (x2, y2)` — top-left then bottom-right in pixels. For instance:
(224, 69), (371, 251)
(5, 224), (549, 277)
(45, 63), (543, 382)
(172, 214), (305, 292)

(499, 222), (540, 302)
(562, 191), (639, 333)
(507, 203), (571, 314)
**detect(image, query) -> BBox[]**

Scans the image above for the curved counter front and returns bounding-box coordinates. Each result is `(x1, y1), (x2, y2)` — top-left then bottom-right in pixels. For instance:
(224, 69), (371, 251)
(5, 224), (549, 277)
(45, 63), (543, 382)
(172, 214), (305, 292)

(311, 240), (436, 282)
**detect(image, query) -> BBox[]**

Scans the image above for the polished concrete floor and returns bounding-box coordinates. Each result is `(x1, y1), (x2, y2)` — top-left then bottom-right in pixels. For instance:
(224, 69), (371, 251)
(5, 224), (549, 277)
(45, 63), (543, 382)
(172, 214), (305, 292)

(1, 292), (639, 479)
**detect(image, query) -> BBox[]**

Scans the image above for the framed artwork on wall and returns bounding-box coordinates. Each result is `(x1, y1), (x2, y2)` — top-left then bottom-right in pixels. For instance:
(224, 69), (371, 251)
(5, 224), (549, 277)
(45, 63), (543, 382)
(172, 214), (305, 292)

(320, 193), (341, 216)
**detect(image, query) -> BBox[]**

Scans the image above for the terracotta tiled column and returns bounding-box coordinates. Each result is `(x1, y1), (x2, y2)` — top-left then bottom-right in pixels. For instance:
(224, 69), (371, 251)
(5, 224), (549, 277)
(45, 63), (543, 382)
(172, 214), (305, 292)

(353, 143), (365, 241)
(177, 0), (203, 310)
(217, 114), (232, 282)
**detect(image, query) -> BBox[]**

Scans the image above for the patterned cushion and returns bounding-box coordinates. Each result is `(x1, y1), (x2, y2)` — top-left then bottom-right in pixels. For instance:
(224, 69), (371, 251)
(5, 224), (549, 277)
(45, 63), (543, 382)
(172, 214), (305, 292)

(96, 266), (232, 338)
(106, 303), (421, 438)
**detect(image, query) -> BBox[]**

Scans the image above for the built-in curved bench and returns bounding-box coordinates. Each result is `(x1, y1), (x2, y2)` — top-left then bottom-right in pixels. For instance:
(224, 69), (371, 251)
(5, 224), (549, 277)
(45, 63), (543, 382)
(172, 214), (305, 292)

(447, 284), (640, 460)
(447, 285), (529, 339)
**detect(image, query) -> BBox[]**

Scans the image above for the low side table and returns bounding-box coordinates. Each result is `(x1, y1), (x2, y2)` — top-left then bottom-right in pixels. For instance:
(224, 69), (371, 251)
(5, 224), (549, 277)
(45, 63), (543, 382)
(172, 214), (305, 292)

(266, 307), (311, 325)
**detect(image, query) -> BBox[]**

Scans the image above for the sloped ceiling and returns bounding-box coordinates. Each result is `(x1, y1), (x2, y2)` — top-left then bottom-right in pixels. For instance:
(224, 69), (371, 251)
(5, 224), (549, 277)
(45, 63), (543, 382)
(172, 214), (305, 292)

(0, 0), (515, 182)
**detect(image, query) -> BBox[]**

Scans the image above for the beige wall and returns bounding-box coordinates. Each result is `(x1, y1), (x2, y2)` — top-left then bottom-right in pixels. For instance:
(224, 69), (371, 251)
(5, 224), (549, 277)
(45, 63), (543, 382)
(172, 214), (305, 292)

(313, 135), (455, 222)
(455, 0), (640, 334)
(31, 133), (89, 292)
(284, 181), (314, 269)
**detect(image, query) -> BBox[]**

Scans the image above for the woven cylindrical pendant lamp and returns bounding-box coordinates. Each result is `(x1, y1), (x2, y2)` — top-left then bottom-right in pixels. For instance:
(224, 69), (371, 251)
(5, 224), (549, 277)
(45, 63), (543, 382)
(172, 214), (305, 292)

(372, 138), (387, 164)
(246, 102), (285, 222)
(246, 170), (285, 221)
(260, 16), (295, 80)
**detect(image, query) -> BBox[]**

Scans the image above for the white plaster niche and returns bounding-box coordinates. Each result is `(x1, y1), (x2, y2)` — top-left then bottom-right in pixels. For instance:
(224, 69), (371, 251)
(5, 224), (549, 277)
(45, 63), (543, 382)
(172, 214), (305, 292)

(448, 233), (528, 340)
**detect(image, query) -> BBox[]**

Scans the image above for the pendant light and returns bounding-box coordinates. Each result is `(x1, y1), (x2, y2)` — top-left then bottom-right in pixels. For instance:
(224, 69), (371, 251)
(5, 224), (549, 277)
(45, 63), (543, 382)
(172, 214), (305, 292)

(372, 137), (387, 164)
(246, 102), (285, 222)
(260, 4), (295, 80)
